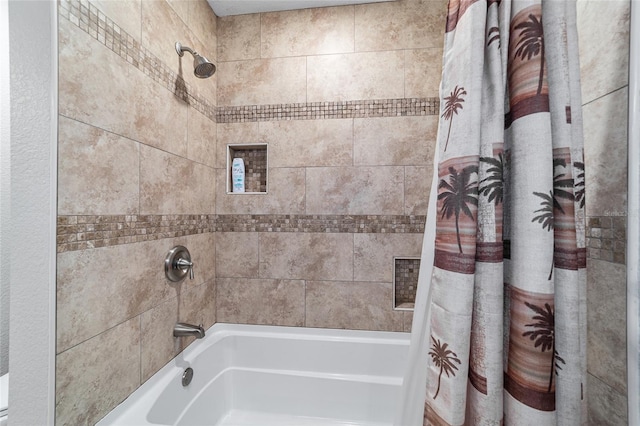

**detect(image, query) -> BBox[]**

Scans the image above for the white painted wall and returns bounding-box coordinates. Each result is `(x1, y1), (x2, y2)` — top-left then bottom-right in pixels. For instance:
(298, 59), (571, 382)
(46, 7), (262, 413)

(628, 0), (639, 423)
(0, 0), (11, 377)
(7, 0), (57, 424)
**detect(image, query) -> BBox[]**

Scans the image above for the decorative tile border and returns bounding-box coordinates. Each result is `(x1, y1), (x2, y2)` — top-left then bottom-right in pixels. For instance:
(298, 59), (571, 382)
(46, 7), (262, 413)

(57, 215), (216, 252)
(216, 98), (440, 123)
(57, 214), (427, 252)
(586, 215), (626, 264)
(58, 0), (217, 122)
(214, 214), (426, 233)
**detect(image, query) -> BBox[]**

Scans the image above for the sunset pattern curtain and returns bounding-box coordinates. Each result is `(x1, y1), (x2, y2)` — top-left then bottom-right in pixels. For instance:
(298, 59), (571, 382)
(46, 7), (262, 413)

(421, 0), (587, 424)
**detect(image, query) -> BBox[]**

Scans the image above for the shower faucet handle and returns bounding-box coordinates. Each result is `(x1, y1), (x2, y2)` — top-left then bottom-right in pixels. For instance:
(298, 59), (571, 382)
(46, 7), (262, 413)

(165, 246), (195, 282)
(176, 258), (194, 280)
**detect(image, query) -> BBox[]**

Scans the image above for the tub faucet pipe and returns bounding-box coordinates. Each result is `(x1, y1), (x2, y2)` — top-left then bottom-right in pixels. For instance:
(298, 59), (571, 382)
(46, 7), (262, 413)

(173, 323), (205, 339)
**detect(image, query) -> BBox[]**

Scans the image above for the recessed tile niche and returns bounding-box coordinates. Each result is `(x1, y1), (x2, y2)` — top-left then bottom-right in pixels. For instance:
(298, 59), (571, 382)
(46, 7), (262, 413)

(393, 257), (420, 311)
(226, 144), (268, 194)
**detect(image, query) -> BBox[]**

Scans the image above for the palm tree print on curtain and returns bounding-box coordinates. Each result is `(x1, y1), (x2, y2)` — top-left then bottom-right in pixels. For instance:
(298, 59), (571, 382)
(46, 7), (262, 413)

(428, 336), (461, 400)
(574, 161), (585, 209)
(532, 153), (576, 279)
(506, 4), (549, 126)
(441, 86), (467, 152)
(435, 157), (479, 274)
(522, 302), (566, 393)
(403, 1), (587, 424)
(505, 287), (557, 412)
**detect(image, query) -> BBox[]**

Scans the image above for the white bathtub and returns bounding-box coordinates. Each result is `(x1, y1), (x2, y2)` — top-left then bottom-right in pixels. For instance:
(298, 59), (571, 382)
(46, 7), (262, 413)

(98, 323), (410, 426)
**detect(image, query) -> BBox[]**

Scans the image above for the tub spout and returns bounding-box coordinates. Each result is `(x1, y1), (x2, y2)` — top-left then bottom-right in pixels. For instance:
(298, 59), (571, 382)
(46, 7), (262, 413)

(173, 322), (205, 339)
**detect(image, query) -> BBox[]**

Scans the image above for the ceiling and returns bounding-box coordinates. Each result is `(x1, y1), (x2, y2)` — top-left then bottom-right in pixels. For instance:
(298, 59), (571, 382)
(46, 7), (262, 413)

(208, 0), (393, 17)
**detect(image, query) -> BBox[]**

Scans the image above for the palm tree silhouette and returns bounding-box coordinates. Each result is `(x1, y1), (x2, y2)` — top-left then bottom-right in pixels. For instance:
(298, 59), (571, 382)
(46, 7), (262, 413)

(532, 160), (575, 279)
(438, 165), (479, 253)
(428, 336), (461, 400)
(552, 158), (575, 212)
(522, 302), (563, 392)
(441, 86), (467, 151)
(488, 26), (500, 48)
(479, 154), (505, 205)
(532, 190), (554, 231)
(514, 13), (545, 95)
(573, 161), (585, 209)
(532, 190), (555, 279)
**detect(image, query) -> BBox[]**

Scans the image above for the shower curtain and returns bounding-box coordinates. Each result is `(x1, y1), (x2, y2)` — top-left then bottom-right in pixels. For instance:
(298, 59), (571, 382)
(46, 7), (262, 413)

(397, 0), (587, 424)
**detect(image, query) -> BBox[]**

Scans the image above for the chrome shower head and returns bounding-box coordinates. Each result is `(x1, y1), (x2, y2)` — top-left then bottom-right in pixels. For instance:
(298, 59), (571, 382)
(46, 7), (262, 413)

(175, 42), (216, 79)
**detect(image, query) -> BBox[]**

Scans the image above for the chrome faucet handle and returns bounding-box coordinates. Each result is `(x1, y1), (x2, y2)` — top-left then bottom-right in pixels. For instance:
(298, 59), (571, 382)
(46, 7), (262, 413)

(165, 246), (194, 282)
(176, 258), (194, 280)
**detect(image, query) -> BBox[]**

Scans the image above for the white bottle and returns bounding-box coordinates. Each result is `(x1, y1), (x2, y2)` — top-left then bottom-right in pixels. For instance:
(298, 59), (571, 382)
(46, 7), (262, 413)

(231, 158), (245, 193)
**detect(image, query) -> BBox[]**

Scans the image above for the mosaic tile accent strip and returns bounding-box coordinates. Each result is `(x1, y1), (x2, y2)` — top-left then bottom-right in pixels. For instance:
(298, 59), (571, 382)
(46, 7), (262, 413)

(213, 214), (426, 234)
(586, 215), (626, 264)
(394, 257), (420, 308)
(216, 98), (440, 123)
(57, 0), (217, 122)
(57, 215), (216, 253)
(57, 214), (427, 252)
(229, 148), (267, 193)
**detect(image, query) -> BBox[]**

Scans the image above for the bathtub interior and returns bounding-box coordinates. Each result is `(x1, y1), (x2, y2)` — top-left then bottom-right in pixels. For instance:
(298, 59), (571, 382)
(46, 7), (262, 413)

(100, 324), (410, 426)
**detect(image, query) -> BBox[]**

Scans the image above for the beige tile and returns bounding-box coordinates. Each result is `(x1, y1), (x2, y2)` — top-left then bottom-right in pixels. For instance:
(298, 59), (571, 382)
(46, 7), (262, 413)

(217, 57), (307, 106)
(354, 116), (437, 166)
(577, 0), (630, 104)
(305, 166), (404, 215)
(55, 318), (140, 426)
(166, 0), (191, 24)
(216, 278), (305, 326)
(217, 14), (261, 61)
(307, 51), (404, 102)
(354, 0), (447, 51)
(139, 280), (213, 381)
(587, 259), (627, 395)
(354, 233), (423, 282)
(215, 232), (260, 278)
(58, 116), (139, 216)
(403, 311), (414, 332)
(181, 279), (216, 330)
(583, 88), (628, 217)
(142, 0), (215, 99)
(183, 232), (216, 287)
(89, 0), (142, 40)
(405, 165), (431, 215)
(261, 6), (354, 58)
(306, 281), (404, 331)
(140, 145), (215, 214)
(587, 373), (628, 426)
(260, 119), (353, 167)
(216, 122), (262, 169)
(215, 168), (306, 214)
(259, 233), (353, 281)
(57, 239), (174, 353)
(188, 0), (218, 59)
(140, 294), (182, 382)
(59, 18), (189, 156)
(187, 108), (217, 167)
(405, 48), (443, 98)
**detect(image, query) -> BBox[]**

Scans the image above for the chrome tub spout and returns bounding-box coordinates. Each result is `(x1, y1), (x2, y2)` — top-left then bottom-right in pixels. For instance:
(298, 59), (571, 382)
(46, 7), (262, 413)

(173, 323), (205, 339)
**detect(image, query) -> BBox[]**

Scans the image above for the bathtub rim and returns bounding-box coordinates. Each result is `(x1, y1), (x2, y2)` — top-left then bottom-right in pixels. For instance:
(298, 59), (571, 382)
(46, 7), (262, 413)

(97, 323), (410, 426)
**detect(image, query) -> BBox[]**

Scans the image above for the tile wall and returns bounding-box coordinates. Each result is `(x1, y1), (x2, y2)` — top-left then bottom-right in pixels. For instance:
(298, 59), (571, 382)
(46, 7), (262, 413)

(576, 0), (631, 424)
(54, 0), (445, 423)
(214, 0), (446, 333)
(55, 0), (217, 424)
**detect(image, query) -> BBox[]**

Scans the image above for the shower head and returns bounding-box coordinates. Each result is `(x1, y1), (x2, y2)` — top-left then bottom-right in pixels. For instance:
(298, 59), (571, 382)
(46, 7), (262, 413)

(175, 42), (216, 78)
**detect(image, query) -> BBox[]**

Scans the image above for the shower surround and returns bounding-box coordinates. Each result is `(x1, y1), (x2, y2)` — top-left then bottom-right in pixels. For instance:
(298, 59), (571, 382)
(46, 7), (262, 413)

(54, 0), (444, 424)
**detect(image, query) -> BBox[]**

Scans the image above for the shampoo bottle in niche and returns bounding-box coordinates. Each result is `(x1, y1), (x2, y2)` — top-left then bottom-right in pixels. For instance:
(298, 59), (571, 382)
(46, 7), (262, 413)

(232, 158), (245, 193)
